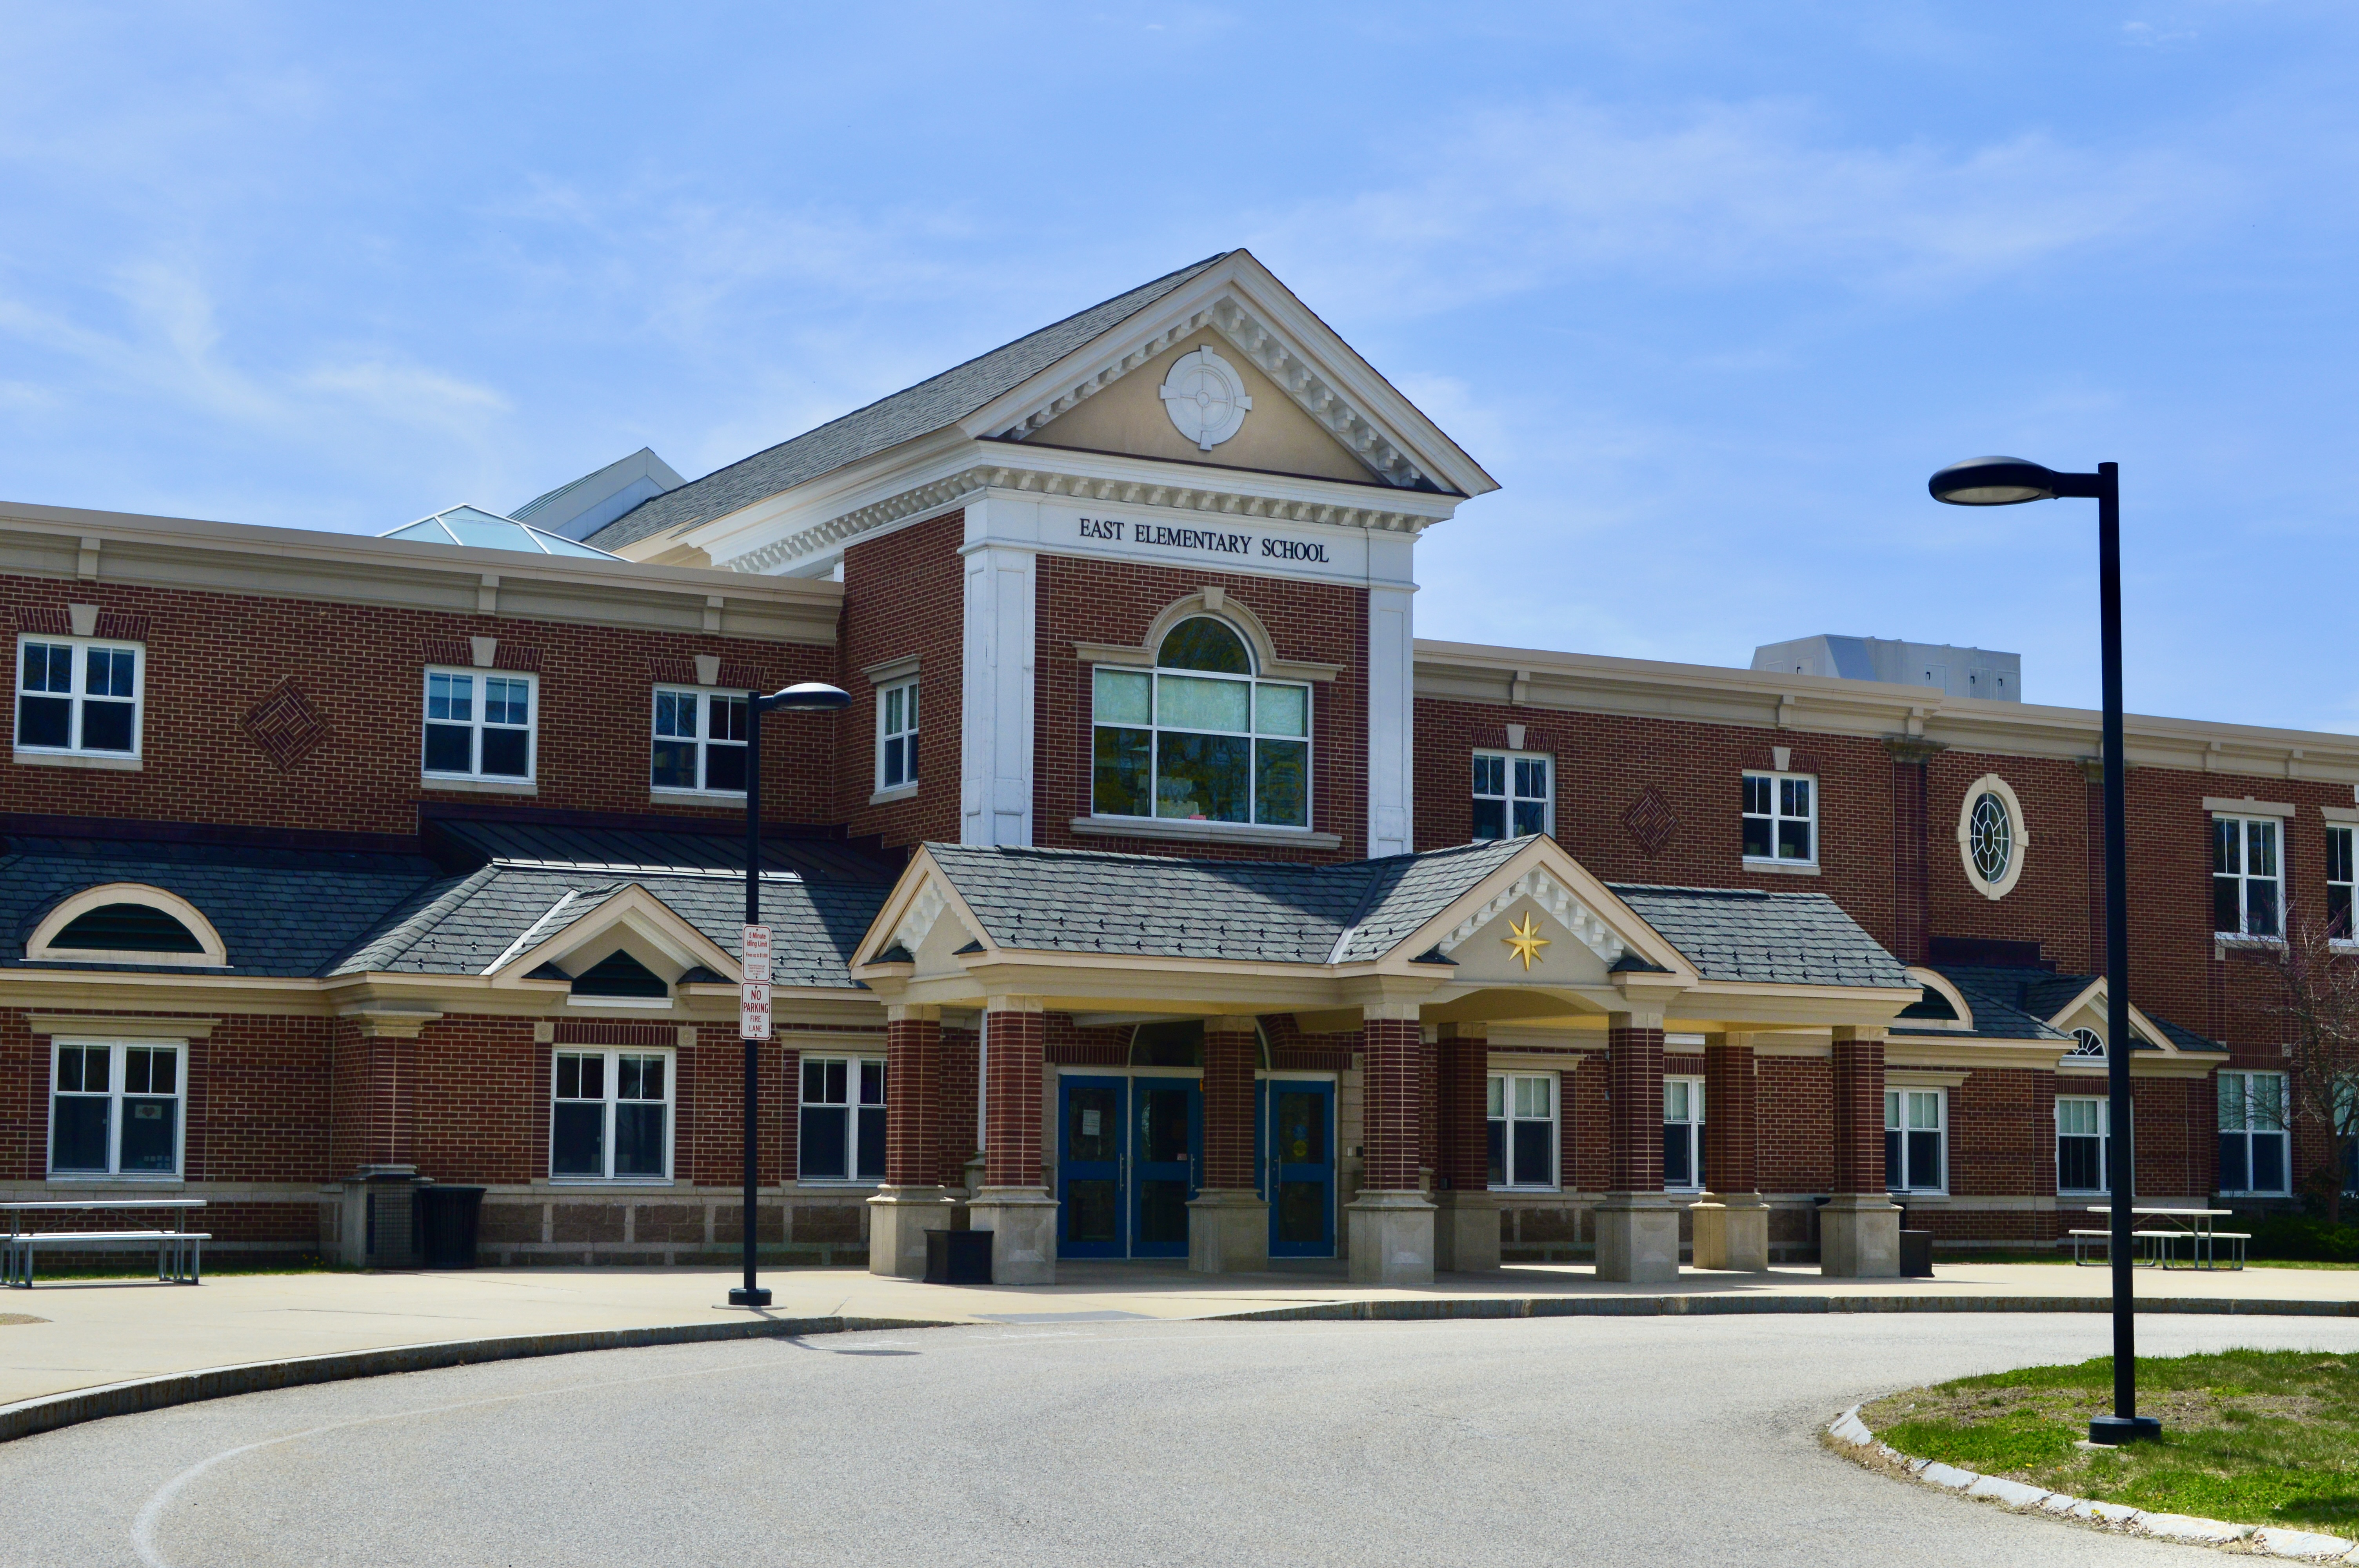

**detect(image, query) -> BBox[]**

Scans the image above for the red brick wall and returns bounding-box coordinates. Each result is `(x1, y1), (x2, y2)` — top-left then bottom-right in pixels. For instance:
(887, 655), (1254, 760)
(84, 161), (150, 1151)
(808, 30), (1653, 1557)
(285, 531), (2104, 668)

(1945, 1066), (2052, 1201)
(1359, 1017), (1421, 1188)
(1566, 1051), (1610, 1191)
(0, 573), (837, 834)
(1201, 1022), (1256, 1189)
(1925, 751), (2098, 973)
(938, 1025), (979, 1185)
(838, 512), (964, 849)
(1702, 1041), (1758, 1194)
(1759, 1055), (1834, 1193)
(1038, 555), (1368, 861)
(1830, 1038), (1884, 1193)
(1412, 699), (1897, 951)
(1436, 1032), (1489, 1193)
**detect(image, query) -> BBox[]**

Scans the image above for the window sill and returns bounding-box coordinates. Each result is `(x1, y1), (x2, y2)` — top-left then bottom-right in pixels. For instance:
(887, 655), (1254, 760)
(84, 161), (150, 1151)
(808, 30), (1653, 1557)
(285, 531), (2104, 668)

(1741, 858), (1820, 877)
(1488, 1185), (1562, 1195)
(422, 775), (537, 795)
(543, 1178), (678, 1189)
(1887, 1190), (1949, 1202)
(2214, 934), (2286, 958)
(1069, 816), (1343, 851)
(45, 1173), (185, 1186)
(651, 787), (747, 806)
(15, 749), (141, 771)
(869, 782), (920, 807)
(794, 1180), (885, 1191)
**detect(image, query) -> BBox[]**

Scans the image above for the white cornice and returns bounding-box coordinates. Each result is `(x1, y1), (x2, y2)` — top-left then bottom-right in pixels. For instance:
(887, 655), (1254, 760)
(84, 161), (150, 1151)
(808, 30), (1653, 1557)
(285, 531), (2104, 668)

(1415, 638), (2359, 784)
(1437, 868), (1628, 967)
(714, 451), (1452, 577)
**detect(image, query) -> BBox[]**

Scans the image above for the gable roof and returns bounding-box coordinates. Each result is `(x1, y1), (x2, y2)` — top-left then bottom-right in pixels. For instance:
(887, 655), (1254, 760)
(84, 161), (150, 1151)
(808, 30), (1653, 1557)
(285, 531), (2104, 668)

(1917, 963), (2226, 1051)
(587, 254), (1232, 552)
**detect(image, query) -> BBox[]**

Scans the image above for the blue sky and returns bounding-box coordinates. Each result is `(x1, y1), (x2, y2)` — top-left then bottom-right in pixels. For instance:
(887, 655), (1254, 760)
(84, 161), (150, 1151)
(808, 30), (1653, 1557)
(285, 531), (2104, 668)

(3, 4), (2354, 728)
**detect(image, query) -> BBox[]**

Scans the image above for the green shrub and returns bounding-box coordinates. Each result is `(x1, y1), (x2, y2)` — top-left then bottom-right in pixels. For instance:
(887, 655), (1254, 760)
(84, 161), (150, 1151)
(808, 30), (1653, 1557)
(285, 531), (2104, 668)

(2253, 1213), (2359, 1262)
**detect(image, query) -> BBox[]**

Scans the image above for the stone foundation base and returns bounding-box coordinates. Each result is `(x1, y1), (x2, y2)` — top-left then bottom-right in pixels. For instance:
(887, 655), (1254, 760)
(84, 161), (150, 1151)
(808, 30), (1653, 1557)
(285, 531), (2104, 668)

(1691, 1192), (1770, 1272)
(969, 1187), (1059, 1284)
(1596, 1192), (1681, 1282)
(1186, 1189), (1269, 1274)
(1346, 1190), (1436, 1284)
(1820, 1193), (1901, 1278)
(1433, 1191), (1500, 1272)
(866, 1185), (955, 1278)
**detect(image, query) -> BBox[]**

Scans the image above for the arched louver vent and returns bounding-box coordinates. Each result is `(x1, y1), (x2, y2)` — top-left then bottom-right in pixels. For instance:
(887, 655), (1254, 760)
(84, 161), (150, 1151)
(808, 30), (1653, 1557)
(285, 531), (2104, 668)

(51, 902), (206, 954)
(570, 949), (667, 998)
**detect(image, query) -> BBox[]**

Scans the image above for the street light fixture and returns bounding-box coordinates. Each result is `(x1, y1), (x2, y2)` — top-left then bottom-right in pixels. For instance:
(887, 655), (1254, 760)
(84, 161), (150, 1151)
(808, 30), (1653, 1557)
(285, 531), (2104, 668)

(1930, 456), (2158, 1445)
(727, 680), (851, 1310)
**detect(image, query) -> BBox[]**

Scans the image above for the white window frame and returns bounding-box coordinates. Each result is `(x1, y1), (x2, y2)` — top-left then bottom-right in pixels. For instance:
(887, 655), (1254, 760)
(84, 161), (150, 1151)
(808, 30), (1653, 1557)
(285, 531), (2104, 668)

(650, 684), (749, 799)
(1885, 1087), (1947, 1194)
(2068, 1027), (2105, 1058)
(549, 1047), (674, 1183)
(1957, 772), (2028, 900)
(2212, 813), (2283, 938)
(422, 666), (538, 783)
(2217, 1069), (2290, 1196)
(48, 1038), (184, 1179)
(15, 634), (144, 760)
(875, 678), (918, 795)
(1471, 750), (1553, 842)
(797, 1054), (887, 1185)
(2330, 823), (2354, 939)
(2056, 1094), (2111, 1194)
(1663, 1075), (1705, 1192)
(1089, 617), (1314, 831)
(1486, 1071), (1559, 1192)
(1741, 770), (1817, 867)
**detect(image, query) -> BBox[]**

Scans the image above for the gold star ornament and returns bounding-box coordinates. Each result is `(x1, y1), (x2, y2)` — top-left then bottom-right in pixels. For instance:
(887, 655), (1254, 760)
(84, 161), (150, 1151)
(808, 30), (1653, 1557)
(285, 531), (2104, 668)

(1502, 912), (1550, 971)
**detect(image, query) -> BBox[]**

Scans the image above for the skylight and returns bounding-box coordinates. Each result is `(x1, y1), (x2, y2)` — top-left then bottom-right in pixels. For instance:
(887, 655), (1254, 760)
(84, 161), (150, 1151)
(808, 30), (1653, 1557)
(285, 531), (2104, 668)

(382, 505), (626, 559)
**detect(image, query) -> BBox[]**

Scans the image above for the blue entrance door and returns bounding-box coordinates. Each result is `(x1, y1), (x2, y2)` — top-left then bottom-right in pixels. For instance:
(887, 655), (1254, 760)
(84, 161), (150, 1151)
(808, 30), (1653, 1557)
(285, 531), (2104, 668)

(1263, 1079), (1335, 1258)
(1130, 1078), (1201, 1258)
(1059, 1075), (1127, 1258)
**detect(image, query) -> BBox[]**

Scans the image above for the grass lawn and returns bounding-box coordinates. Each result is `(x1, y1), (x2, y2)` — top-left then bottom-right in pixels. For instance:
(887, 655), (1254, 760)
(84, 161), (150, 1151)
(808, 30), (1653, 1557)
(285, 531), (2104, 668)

(1863, 1350), (2359, 1532)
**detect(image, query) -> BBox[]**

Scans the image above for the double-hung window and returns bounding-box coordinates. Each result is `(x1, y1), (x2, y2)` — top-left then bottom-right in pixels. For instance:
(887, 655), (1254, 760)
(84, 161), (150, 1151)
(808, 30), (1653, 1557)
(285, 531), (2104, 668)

(50, 1040), (181, 1177)
(799, 1056), (885, 1182)
(2212, 815), (2282, 938)
(2056, 1096), (2111, 1193)
(1487, 1072), (1557, 1190)
(1472, 751), (1552, 841)
(1885, 1088), (1946, 1193)
(2331, 824), (2354, 938)
(1663, 1076), (1705, 1191)
(651, 687), (749, 795)
(1741, 771), (1816, 865)
(551, 1049), (671, 1181)
(876, 679), (918, 792)
(423, 668), (535, 782)
(16, 636), (141, 758)
(2217, 1070), (2289, 1195)
(1092, 616), (1311, 829)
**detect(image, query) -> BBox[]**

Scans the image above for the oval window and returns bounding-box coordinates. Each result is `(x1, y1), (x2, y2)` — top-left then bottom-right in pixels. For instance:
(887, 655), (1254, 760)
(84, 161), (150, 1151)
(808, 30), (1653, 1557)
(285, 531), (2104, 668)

(1968, 791), (2012, 884)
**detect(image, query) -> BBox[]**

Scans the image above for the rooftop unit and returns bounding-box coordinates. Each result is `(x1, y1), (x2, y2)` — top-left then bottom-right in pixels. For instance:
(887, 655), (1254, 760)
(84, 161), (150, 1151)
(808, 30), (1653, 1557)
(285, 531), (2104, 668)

(1751, 634), (2021, 702)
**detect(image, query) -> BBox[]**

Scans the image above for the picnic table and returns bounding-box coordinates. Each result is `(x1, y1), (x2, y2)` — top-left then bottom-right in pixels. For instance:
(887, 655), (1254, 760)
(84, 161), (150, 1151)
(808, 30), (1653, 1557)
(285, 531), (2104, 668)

(0, 1198), (208, 1287)
(2070, 1205), (2244, 1270)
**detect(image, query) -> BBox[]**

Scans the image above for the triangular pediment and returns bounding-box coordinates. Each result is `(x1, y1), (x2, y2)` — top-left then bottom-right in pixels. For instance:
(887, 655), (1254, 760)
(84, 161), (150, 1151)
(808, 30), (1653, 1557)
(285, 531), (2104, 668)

(851, 848), (992, 978)
(965, 250), (1494, 499)
(486, 884), (738, 990)
(2046, 977), (2183, 1056)
(1379, 839), (1700, 989)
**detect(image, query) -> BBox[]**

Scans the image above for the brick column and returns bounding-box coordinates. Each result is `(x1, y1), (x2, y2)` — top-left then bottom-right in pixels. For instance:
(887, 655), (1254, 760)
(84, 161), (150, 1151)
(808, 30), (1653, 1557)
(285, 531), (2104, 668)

(867, 1004), (952, 1279)
(1432, 1023), (1499, 1271)
(1189, 1015), (1267, 1274)
(970, 998), (1056, 1284)
(327, 1013), (427, 1267)
(937, 1024), (980, 1189)
(1692, 1033), (1768, 1271)
(1346, 1004), (1435, 1283)
(1886, 738), (1941, 965)
(1597, 1009), (1678, 1282)
(1823, 1027), (1899, 1277)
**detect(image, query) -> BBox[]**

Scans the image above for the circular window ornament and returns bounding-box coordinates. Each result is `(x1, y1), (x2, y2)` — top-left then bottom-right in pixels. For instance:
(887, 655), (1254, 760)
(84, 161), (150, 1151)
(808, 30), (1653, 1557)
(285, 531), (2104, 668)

(2070, 1027), (2105, 1057)
(1160, 348), (1253, 451)
(1956, 773), (2029, 900)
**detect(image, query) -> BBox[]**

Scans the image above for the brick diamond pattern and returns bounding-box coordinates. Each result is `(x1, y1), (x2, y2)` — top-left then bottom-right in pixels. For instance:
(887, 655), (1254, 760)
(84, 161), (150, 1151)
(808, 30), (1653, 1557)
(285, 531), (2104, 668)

(242, 679), (332, 771)
(1621, 786), (1678, 857)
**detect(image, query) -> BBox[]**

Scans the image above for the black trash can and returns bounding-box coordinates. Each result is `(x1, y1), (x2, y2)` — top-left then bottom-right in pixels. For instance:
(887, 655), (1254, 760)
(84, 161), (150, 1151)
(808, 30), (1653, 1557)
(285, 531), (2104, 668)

(414, 1185), (487, 1269)
(1899, 1229), (1934, 1278)
(925, 1229), (992, 1285)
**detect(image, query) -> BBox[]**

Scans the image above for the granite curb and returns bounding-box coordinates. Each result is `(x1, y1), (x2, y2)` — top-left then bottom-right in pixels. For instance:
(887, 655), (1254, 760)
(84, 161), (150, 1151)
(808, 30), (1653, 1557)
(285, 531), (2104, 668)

(1214, 1294), (2359, 1324)
(1827, 1403), (2358, 1560)
(0, 1314), (955, 1446)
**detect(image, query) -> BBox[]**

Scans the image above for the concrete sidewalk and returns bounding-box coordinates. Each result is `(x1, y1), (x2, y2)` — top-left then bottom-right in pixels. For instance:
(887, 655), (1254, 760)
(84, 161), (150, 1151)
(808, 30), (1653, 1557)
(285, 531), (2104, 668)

(0, 1258), (2354, 1411)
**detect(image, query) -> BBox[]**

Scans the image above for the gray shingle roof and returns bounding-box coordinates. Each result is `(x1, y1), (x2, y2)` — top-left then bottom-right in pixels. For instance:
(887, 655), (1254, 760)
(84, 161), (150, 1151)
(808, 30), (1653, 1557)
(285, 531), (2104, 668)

(1603, 884), (1912, 990)
(585, 254), (1230, 552)
(1921, 964), (2225, 1051)
(918, 841), (1910, 989)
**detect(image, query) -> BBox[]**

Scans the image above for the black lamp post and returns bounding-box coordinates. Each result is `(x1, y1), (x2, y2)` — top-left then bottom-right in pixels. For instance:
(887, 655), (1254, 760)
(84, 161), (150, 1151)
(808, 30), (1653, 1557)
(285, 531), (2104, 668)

(727, 680), (851, 1310)
(1929, 456), (2157, 1444)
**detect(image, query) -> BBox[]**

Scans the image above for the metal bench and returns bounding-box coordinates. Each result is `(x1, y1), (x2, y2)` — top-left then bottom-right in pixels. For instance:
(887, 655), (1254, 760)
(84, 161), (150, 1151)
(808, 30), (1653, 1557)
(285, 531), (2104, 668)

(2067, 1227), (2112, 1264)
(1, 1200), (207, 1287)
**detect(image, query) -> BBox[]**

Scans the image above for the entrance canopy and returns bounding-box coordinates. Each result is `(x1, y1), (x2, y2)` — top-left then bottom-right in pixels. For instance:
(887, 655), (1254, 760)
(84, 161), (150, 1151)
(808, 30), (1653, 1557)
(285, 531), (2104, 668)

(851, 836), (1919, 1036)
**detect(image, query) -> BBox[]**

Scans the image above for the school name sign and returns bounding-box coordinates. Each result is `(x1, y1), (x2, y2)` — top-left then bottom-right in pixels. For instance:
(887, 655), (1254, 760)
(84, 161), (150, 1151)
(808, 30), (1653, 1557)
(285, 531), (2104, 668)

(1077, 514), (1332, 565)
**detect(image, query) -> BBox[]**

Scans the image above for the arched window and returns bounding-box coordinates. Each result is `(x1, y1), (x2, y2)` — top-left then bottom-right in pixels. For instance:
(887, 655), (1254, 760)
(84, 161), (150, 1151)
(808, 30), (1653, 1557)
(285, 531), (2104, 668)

(2070, 1027), (2105, 1057)
(1091, 616), (1310, 828)
(1127, 1018), (1272, 1070)
(26, 884), (227, 967)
